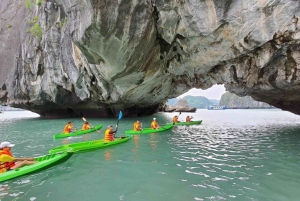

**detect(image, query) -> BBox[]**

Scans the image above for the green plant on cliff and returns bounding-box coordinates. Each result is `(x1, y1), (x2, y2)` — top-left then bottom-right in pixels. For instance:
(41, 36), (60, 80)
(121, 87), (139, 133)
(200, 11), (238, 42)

(29, 16), (38, 25)
(25, 0), (33, 10)
(36, 0), (44, 6)
(28, 23), (42, 40)
(6, 24), (12, 28)
(57, 18), (67, 28)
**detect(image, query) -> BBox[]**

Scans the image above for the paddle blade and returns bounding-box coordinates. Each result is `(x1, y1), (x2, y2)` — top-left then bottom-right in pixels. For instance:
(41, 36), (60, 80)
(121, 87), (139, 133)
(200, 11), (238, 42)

(82, 117), (86, 122)
(118, 111), (123, 120)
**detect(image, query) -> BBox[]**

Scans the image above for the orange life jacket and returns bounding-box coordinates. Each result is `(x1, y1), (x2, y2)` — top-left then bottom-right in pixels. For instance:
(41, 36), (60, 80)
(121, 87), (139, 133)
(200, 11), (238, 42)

(104, 129), (114, 142)
(0, 150), (15, 173)
(133, 122), (141, 131)
(186, 116), (191, 122)
(63, 124), (72, 134)
(173, 116), (178, 123)
(82, 124), (91, 130)
(151, 121), (158, 129)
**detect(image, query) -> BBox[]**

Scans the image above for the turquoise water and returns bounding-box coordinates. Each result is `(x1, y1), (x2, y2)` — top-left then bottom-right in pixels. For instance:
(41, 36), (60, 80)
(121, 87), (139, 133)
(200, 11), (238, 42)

(0, 109), (300, 200)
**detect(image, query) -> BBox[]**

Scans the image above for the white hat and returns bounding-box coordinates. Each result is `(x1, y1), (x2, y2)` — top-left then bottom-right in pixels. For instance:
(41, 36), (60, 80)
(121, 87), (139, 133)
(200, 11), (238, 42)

(153, 118), (156, 120)
(0, 141), (15, 148)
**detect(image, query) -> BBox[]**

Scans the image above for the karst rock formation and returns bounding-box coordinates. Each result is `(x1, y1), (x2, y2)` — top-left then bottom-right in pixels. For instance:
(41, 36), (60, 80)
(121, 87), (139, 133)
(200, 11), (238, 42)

(0, 0), (299, 118)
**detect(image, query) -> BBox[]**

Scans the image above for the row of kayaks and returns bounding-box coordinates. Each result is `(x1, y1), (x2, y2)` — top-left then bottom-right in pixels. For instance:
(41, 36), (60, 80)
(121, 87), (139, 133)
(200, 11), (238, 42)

(0, 120), (202, 182)
(52, 120), (203, 138)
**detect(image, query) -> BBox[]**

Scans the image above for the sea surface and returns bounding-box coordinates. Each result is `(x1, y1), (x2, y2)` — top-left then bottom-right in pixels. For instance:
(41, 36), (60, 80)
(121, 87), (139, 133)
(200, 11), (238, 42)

(0, 109), (300, 201)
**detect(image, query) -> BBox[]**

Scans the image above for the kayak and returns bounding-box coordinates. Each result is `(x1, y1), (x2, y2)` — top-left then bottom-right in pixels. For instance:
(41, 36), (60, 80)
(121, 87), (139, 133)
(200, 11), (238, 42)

(166, 120), (203, 126)
(53, 124), (103, 139)
(125, 124), (173, 135)
(49, 136), (132, 154)
(0, 153), (72, 182)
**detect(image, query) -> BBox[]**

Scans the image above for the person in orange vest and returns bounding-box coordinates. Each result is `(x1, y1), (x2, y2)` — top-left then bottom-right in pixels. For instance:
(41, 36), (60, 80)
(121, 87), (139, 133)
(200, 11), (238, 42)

(186, 116), (193, 122)
(133, 120), (142, 131)
(0, 141), (35, 173)
(172, 115), (180, 124)
(63, 122), (73, 134)
(151, 118), (160, 130)
(104, 125), (117, 142)
(81, 122), (91, 130)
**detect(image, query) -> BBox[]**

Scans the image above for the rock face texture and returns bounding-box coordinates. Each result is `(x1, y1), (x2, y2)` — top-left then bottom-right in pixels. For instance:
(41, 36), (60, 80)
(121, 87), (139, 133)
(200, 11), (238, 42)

(0, 0), (299, 118)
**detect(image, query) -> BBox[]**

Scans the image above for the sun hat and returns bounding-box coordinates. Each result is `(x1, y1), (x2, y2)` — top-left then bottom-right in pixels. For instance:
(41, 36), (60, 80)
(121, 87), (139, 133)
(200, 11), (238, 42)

(0, 141), (15, 149)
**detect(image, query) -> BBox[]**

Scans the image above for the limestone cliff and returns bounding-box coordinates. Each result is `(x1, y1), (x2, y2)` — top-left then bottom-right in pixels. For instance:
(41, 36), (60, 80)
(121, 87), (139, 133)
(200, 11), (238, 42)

(220, 92), (273, 109)
(0, 0), (299, 118)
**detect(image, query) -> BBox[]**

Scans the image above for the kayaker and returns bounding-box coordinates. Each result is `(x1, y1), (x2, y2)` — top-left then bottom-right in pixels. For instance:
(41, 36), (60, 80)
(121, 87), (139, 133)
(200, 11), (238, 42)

(172, 115), (180, 124)
(186, 116), (193, 122)
(0, 141), (35, 173)
(63, 122), (73, 134)
(104, 125), (117, 142)
(82, 122), (91, 130)
(151, 118), (160, 130)
(133, 120), (142, 131)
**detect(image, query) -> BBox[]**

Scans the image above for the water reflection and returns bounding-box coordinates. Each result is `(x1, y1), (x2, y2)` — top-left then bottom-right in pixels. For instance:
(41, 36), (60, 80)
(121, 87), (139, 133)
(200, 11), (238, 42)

(132, 135), (139, 150)
(148, 134), (158, 150)
(104, 150), (113, 161)
(0, 184), (9, 199)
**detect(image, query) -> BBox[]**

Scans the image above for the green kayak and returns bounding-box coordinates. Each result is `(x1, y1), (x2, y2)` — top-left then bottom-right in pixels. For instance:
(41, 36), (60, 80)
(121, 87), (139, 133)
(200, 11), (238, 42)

(125, 124), (173, 135)
(49, 136), (132, 154)
(166, 120), (203, 126)
(53, 124), (103, 139)
(0, 153), (72, 182)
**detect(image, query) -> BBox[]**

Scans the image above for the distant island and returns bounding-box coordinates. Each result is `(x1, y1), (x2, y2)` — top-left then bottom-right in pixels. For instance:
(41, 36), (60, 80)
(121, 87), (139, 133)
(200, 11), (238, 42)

(220, 92), (275, 109)
(167, 95), (219, 109)
(166, 92), (275, 109)
(0, 106), (24, 111)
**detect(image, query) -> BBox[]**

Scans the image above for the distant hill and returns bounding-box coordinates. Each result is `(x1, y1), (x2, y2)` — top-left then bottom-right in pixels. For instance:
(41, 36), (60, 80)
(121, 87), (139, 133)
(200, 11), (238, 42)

(167, 96), (218, 109)
(0, 106), (24, 111)
(167, 98), (179, 106)
(219, 92), (274, 108)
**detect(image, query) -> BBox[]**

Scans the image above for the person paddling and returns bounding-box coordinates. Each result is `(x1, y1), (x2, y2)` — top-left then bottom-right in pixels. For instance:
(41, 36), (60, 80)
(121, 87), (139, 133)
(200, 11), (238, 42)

(151, 118), (160, 130)
(0, 141), (35, 173)
(81, 122), (91, 130)
(172, 115), (180, 124)
(63, 122), (73, 134)
(104, 125), (117, 142)
(186, 116), (193, 122)
(133, 120), (142, 131)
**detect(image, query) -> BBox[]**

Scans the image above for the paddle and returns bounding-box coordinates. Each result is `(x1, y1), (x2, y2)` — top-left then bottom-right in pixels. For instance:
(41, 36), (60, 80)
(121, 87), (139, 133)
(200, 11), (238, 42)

(173, 112), (181, 125)
(71, 121), (78, 131)
(82, 117), (100, 133)
(114, 111), (123, 136)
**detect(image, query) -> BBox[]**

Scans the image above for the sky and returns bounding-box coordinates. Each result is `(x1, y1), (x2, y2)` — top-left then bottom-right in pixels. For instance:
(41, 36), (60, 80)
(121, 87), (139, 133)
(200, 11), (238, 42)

(178, 84), (226, 100)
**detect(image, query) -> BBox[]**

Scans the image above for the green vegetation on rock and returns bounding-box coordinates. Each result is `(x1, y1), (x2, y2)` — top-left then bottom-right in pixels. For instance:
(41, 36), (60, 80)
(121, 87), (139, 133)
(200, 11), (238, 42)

(36, 0), (43, 6)
(28, 23), (42, 40)
(25, 0), (33, 10)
